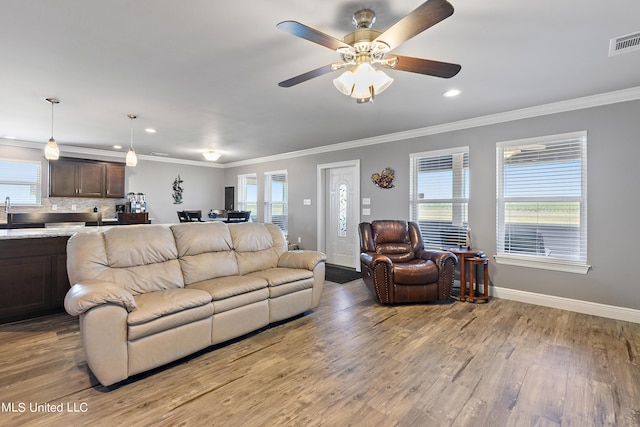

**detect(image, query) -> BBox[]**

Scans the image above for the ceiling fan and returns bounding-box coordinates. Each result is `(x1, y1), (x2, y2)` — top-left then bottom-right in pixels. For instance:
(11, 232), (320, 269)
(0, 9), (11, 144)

(277, 0), (461, 103)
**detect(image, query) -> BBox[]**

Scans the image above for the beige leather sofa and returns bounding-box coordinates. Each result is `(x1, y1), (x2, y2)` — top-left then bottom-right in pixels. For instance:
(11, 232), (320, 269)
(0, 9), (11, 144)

(64, 222), (326, 386)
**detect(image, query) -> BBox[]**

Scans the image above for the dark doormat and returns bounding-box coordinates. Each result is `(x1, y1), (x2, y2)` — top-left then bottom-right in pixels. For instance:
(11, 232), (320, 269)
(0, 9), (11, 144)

(325, 264), (362, 284)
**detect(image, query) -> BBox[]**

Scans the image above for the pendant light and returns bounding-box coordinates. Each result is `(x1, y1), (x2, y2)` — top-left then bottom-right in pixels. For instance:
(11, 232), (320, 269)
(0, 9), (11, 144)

(44, 98), (60, 160)
(126, 114), (138, 167)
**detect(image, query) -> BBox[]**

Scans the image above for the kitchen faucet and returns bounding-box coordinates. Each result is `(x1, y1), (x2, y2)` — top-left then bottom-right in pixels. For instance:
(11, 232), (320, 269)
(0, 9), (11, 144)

(4, 196), (10, 213)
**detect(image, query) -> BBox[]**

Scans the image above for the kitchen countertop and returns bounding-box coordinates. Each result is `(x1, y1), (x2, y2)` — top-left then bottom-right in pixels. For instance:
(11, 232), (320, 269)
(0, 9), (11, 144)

(0, 226), (106, 240)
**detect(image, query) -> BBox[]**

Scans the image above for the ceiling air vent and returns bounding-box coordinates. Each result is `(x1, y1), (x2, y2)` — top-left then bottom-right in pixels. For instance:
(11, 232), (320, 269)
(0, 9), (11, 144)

(609, 31), (640, 56)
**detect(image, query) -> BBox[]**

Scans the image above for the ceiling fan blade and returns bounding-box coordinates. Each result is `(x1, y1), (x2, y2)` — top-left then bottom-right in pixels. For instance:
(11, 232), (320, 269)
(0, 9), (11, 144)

(277, 21), (350, 51)
(382, 55), (461, 78)
(374, 0), (454, 51)
(278, 63), (342, 88)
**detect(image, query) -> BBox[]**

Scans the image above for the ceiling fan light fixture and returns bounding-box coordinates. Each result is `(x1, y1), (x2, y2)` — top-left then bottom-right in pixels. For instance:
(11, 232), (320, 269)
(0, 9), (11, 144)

(44, 98), (60, 160)
(333, 63), (393, 103)
(202, 151), (222, 161)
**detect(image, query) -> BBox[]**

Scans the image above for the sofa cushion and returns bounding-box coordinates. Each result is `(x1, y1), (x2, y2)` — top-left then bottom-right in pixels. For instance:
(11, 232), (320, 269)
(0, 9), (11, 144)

(171, 222), (234, 257)
(102, 225), (185, 294)
(246, 267), (313, 287)
(128, 303), (213, 341)
(187, 275), (269, 314)
(187, 275), (267, 300)
(229, 223), (280, 275)
(111, 259), (185, 295)
(128, 288), (212, 325)
(104, 225), (178, 268)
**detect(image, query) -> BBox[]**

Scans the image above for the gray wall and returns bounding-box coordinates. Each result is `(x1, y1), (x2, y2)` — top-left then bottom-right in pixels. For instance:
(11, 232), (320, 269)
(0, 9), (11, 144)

(3, 99), (638, 310)
(0, 145), (224, 224)
(125, 159), (223, 224)
(224, 99), (640, 310)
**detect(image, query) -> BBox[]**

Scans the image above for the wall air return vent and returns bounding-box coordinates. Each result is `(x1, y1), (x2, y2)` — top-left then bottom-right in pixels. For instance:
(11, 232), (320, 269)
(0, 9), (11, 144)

(609, 31), (640, 56)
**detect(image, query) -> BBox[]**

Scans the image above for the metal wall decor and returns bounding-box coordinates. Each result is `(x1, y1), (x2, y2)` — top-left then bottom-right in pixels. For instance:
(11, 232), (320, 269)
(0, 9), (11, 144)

(371, 167), (395, 189)
(172, 175), (184, 204)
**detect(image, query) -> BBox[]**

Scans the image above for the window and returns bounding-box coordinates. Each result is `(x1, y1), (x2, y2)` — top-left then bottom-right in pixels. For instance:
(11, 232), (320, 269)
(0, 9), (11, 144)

(264, 170), (288, 233)
(496, 131), (589, 273)
(0, 158), (42, 206)
(410, 147), (469, 248)
(237, 173), (257, 222)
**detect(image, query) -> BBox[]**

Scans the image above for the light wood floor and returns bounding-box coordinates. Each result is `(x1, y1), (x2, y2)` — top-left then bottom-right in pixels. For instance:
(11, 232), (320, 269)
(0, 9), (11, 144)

(1, 280), (639, 427)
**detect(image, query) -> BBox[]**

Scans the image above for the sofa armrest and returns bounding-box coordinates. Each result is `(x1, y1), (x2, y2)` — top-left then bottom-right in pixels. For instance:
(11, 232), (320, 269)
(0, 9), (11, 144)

(64, 279), (136, 316)
(278, 250), (326, 270)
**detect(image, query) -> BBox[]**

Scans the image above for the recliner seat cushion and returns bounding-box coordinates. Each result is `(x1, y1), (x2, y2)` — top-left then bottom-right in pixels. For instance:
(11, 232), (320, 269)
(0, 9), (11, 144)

(393, 259), (438, 285)
(187, 275), (269, 314)
(127, 289), (213, 340)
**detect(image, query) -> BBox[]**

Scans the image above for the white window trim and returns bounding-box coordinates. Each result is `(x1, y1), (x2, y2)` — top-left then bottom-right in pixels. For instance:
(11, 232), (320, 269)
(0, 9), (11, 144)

(495, 131), (590, 274)
(264, 169), (288, 233)
(237, 173), (257, 221)
(0, 157), (42, 206)
(409, 146), (469, 248)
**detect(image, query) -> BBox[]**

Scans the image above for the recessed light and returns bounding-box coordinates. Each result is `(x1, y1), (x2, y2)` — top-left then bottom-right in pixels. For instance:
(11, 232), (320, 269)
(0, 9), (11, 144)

(113, 145), (122, 149)
(443, 89), (461, 97)
(145, 128), (156, 133)
(2, 135), (16, 139)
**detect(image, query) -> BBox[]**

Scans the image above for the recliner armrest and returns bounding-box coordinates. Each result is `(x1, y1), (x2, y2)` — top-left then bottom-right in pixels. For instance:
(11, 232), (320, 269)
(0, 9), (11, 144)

(278, 250), (327, 270)
(417, 249), (458, 270)
(360, 252), (393, 268)
(64, 279), (136, 316)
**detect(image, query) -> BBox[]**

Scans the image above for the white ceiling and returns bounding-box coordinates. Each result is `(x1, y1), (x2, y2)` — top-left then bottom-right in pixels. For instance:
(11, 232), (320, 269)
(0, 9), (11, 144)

(2, 0), (640, 164)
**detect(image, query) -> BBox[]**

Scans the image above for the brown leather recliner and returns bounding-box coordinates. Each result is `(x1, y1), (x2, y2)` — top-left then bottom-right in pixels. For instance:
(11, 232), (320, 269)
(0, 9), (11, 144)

(359, 220), (457, 304)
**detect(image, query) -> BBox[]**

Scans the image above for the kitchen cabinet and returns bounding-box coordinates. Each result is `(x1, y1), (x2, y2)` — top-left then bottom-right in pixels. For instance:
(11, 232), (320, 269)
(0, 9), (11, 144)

(106, 162), (125, 198)
(0, 236), (70, 323)
(49, 158), (125, 198)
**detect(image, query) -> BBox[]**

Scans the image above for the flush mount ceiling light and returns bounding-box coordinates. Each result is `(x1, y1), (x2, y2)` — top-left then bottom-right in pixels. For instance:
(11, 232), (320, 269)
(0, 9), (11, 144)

(126, 114), (138, 167)
(203, 151), (222, 161)
(277, 0), (461, 103)
(44, 98), (60, 160)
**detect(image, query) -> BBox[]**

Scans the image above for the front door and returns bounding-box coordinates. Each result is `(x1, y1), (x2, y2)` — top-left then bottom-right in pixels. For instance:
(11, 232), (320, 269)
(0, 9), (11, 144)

(325, 165), (358, 268)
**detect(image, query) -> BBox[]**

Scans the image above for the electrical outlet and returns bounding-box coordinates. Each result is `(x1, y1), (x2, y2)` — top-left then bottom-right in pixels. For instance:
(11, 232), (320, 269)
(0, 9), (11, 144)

(51, 204), (57, 210)
(71, 204), (77, 211)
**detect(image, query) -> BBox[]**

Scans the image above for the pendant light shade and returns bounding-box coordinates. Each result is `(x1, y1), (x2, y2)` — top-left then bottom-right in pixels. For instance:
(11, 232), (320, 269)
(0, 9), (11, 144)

(126, 114), (138, 167)
(44, 98), (60, 160)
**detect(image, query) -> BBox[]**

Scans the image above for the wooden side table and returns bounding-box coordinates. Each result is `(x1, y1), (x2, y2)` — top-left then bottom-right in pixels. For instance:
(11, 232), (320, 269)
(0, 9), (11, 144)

(466, 256), (490, 303)
(446, 247), (484, 302)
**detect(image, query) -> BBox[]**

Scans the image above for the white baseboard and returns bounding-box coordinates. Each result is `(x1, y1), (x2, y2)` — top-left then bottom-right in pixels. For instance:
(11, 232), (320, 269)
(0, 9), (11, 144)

(490, 286), (640, 324)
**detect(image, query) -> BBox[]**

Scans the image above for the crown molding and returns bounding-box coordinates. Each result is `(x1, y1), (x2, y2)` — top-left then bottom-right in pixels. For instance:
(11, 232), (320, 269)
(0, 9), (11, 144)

(223, 85), (640, 168)
(0, 139), (223, 168)
(4, 86), (640, 169)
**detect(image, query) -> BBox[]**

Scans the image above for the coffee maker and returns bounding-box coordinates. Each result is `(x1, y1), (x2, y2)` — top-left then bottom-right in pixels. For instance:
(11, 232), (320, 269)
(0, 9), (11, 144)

(126, 192), (147, 213)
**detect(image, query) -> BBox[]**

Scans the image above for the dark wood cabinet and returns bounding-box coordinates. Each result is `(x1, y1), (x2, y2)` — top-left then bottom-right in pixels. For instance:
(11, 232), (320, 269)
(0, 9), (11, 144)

(49, 159), (78, 197)
(76, 161), (105, 197)
(0, 236), (71, 323)
(49, 158), (125, 198)
(105, 163), (126, 198)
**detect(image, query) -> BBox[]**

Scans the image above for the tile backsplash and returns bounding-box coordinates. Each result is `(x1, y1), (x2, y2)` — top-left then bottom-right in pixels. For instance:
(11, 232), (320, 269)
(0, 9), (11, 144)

(1, 197), (125, 222)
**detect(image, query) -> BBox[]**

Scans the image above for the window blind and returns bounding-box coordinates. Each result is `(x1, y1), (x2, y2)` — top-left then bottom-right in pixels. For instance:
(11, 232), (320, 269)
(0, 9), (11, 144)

(264, 171), (288, 233)
(496, 132), (587, 265)
(409, 147), (469, 248)
(0, 159), (42, 206)
(237, 173), (257, 222)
